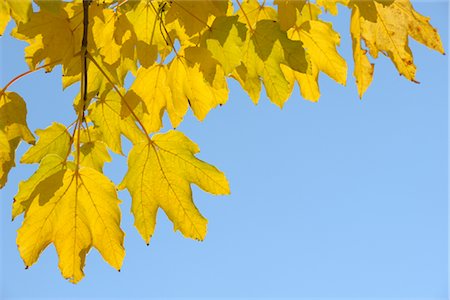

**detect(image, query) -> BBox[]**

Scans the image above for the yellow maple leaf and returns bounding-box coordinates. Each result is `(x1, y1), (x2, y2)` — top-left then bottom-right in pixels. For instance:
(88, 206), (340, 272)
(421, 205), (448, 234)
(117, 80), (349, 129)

(0, 1), (8, 35)
(63, 57), (119, 104)
(20, 122), (71, 164)
(124, 64), (169, 133)
(12, 2), (79, 70)
(78, 141), (111, 172)
(16, 155), (125, 283)
(0, 130), (9, 154)
(88, 90), (145, 154)
(295, 20), (347, 85)
(233, 18), (309, 106)
(72, 127), (112, 172)
(0, 92), (34, 188)
(277, 3), (346, 102)
(91, 4), (122, 66)
(237, 0), (277, 28)
(274, 0), (306, 31)
(165, 0), (228, 36)
(167, 47), (229, 125)
(124, 0), (170, 65)
(0, 130), (12, 189)
(201, 16), (247, 75)
(350, 6), (374, 98)
(119, 130), (230, 244)
(13, 153), (66, 219)
(0, 92), (34, 143)
(0, 0), (32, 35)
(349, 0), (444, 96)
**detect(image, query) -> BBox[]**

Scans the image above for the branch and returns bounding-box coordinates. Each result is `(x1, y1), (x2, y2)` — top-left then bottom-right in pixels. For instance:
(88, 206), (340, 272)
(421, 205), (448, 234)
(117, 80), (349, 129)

(0, 61), (62, 99)
(74, 0), (91, 171)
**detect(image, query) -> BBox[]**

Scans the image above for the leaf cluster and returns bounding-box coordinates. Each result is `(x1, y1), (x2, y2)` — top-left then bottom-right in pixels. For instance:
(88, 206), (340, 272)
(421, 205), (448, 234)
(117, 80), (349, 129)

(0, 0), (444, 283)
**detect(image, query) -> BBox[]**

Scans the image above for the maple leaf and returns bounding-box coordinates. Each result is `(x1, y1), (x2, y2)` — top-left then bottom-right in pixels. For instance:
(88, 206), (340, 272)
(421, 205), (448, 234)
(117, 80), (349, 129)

(348, 0), (444, 96)
(0, 130), (12, 188)
(350, 5), (374, 98)
(237, 0), (277, 28)
(167, 47), (229, 125)
(77, 127), (112, 172)
(280, 3), (346, 102)
(0, 0), (32, 35)
(201, 16), (247, 75)
(124, 64), (170, 133)
(233, 17), (309, 106)
(124, 0), (170, 66)
(0, 92), (35, 188)
(88, 90), (145, 154)
(20, 122), (71, 164)
(13, 153), (66, 219)
(15, 155), (125, 283)
(119, 131), (230, 244)
(165, 0), (228, 36)
(11, 2), (80, 71)
(91, 4), (122, 66)
(275, 0), (306, 31)
(63, 57), (118, 104)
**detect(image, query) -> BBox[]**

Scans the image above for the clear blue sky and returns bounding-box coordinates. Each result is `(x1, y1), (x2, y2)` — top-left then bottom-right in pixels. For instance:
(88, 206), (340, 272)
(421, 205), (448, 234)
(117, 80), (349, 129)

(0, 2), (448, 299)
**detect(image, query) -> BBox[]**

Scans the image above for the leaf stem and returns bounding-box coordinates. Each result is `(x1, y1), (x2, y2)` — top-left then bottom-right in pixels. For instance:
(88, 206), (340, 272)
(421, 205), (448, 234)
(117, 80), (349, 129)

(0, 61), (61, 99)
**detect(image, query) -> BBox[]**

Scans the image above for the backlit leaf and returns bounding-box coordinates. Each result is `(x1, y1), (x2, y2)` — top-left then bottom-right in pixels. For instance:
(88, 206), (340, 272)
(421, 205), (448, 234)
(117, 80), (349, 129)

(0, 92), (34, 188)
(16, 155), (125, 283)
(348, 0), (444, 94)
(119, 131), (230, 244)
(21, 122), (71, 164)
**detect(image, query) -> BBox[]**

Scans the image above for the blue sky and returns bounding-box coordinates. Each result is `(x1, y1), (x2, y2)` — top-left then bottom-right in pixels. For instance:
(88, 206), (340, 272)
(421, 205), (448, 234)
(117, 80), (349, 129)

(0, 2), (448, 299)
